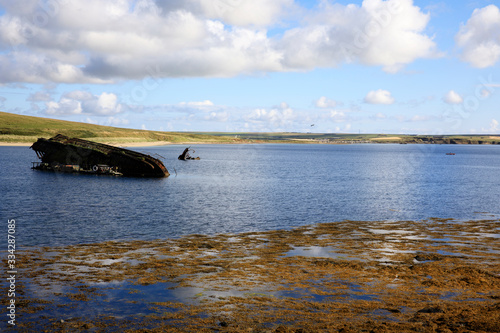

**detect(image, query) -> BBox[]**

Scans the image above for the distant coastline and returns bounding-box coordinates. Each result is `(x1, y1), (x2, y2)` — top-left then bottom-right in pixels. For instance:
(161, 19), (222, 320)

(1, 111), (500, 147)
(3, 136), (500, 148)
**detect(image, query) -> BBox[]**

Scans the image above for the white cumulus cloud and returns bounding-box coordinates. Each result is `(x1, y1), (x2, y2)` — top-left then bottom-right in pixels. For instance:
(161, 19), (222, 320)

(329, 110), (347, 122)
(45, 91), (126, 116)
(205, 111), (230, 122)
(104, 116), (130, 127)
(315, 96), (338, 108)
(46, 98), (83, 116)
(179, 100), (215, 107)
(364, 89), (395, 104)
(244, 102), (295, 130)
(155, 0), (295, 27)
(0, 0), (438, 83)
(456, 5), (500, 68)
(278, 0), (439, 73)
(443, 90), (463, 104)
(488, 119), (499, 133)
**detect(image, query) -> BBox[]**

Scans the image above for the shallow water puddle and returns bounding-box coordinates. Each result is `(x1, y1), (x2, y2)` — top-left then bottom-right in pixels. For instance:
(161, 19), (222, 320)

(284, 246), (348, 259)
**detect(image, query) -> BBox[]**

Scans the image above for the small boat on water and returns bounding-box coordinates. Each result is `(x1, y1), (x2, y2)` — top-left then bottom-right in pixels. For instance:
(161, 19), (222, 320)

(446, 153), (456, 155)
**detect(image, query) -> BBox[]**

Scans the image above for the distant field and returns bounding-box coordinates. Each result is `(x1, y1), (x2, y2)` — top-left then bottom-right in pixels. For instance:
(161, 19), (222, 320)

(1, 111), (499, 145)
(191, 131), (500, 144)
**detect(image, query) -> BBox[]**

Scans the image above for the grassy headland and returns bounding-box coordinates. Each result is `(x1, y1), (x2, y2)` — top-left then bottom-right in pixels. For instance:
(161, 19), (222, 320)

(0, 111), (246, 145)
(1, 111), (500, 145)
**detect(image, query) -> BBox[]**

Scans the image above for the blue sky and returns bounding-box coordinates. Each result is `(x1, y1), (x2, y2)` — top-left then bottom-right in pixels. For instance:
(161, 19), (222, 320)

(0, 0), (499, 134)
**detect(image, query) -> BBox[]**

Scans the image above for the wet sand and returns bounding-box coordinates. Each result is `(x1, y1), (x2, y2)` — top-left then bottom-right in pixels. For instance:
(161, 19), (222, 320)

(2, 218), (499, 332)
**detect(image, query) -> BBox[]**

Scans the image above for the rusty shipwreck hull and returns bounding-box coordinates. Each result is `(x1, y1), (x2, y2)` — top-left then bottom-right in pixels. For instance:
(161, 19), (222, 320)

(31, 134), (169, 177)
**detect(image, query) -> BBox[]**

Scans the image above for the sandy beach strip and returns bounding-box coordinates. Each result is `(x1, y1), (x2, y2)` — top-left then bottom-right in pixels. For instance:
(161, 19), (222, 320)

(369, 136), (402, 140)
(0, 140), (173, 148)
(0, 142), (32, 146)
(0, 140), (236, 148)
(111, 141), (172, 147)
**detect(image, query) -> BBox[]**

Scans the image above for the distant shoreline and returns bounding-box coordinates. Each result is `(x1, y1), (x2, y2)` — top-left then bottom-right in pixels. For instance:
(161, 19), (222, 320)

(0, 140), (250, 148)
(2, 111), (500, 147)
(2, 139), (500, 148)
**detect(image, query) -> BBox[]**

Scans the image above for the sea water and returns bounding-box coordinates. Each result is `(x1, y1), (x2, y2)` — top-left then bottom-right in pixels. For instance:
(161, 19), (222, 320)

(1, 143), (499, 247)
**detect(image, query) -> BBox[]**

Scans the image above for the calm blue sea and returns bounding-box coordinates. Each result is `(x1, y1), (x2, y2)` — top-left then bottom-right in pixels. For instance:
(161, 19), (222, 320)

(1, 143), (500, 247)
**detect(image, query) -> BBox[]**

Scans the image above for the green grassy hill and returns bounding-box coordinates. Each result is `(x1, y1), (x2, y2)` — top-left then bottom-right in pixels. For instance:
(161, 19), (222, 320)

(0, 111), (245, 145)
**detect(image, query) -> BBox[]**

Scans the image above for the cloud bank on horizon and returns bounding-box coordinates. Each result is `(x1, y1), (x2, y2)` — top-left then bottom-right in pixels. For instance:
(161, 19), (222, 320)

(0, 0), (499, 134)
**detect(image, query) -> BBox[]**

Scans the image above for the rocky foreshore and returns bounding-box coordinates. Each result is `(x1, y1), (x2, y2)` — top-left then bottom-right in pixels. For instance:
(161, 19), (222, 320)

(2, 218), (499, 332)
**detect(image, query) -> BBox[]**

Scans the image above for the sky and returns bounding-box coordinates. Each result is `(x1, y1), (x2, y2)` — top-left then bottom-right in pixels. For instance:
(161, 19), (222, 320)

(0, 0), (499, 135)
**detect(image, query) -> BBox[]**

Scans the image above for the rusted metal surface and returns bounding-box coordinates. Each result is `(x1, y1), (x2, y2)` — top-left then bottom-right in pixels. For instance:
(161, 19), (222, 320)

(30, 134), (169, 177)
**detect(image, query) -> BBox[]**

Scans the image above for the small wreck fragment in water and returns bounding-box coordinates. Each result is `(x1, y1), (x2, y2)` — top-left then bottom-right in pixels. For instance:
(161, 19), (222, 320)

(30, 134), (169, 177)
(178, 147), (200, 160)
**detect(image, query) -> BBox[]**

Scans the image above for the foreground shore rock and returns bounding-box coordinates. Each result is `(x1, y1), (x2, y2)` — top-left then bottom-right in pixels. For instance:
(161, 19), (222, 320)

(2, 219), (499, 332)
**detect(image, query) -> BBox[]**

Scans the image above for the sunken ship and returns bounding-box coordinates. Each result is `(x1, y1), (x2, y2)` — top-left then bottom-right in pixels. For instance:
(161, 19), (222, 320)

(31, 134), (169, 177)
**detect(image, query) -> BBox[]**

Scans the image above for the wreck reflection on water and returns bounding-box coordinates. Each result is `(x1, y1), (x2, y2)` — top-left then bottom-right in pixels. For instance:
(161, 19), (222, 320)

(1, 143), (500, 247)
